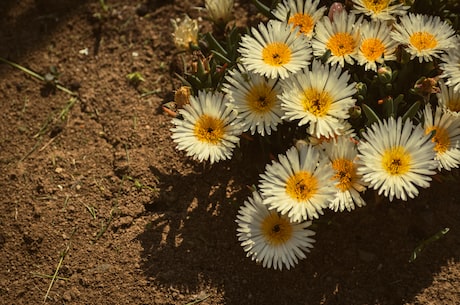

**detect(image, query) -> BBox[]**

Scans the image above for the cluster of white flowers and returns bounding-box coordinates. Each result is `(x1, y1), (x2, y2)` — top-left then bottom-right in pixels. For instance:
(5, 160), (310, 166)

(170, 0), (460, 270)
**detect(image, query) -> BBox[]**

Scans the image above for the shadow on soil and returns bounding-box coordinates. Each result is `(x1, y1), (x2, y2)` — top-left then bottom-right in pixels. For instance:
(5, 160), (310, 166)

(138, 158), (460, 305)
(0, 0), (91, 57)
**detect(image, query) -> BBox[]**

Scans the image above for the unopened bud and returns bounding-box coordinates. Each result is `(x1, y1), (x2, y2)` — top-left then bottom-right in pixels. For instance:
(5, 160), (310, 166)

(377, 66), (392, 84)
(355, 82), (367, 97)
(349, 105), (362, 119)
(328, 2), (345, 21)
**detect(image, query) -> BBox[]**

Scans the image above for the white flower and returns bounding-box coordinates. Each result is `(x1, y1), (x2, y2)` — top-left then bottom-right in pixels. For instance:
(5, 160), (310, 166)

(238, 20), (312, 79)
(421, 104), (460, 171)
(356, 20), (398, 72)
(170, 15), (199, 51)
(223, 64), (283, 136)
(280, 59), (357, 138)
(171, 90), (242, 164)
(272, 0), (327, 39)
(312, 11), (362, 67)
(204, 0), (234, 25)
(351, 0), (409, 21)
(357, 117), (437, 201)
(391, 13), (456, 63)
(440, 40), (460, 93)
(236, 191), (316, 270)
(321, 136), (367, 212)
(437, 80), (460, 117)
(259, 144), (336, 222)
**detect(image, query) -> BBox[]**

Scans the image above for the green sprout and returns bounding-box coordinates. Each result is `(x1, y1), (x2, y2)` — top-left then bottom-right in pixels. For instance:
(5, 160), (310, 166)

(126, 71), (145, 87)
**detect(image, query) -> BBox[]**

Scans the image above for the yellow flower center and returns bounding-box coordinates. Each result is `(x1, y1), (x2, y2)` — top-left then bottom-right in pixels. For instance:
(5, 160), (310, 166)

(331, 158), (356, 192)
(194, 114), (225, 144)
(260, 212), (293, 245)
(327, 32), (356, 57)
(288, 13), (315, 35)
(362, 0), (390, 13)
(285, 171), (318, 201)
(262, 42), (292, 66)
(426, 126), (450, 153)
(246, 83), (277, 114)
(409, 31), (438, 51)
(360, 38), (385, 61)
(302, 88), (332, 117)
(381, 146), (412, 175)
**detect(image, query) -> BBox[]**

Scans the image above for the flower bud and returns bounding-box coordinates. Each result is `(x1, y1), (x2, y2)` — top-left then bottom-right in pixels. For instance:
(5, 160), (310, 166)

(377, 66), (393, 84)
(349, 105), (362, 119)
(355, 82), (367, 97)
(328, 2), (345, 21)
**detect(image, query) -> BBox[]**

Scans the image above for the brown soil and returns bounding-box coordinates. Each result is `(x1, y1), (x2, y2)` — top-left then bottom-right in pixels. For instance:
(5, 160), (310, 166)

(0, 1), (459, 305)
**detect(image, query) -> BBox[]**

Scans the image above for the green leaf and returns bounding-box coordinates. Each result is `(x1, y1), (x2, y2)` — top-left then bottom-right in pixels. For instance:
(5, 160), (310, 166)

(174, 73), (193, 88)
(203, 33), (228, 58)
(402, 101), (421, 121)
(383, 94), (404, 118)
(362, 104), (381, 126)
(250, 0), (276, 18)
(211, 50), (232, 65)
(409, 227), (450, 263)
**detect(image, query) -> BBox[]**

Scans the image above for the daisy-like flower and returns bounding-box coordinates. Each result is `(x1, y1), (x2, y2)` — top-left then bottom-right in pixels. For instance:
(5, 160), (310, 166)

(321, 136), (367, 212)
(259, 144), (336, 222)
(312, 11), (362, 67)
(272, 0), (327, 39)
(236, 191), (316, 270)
(280, 59), (357, 138)
(357, 117), (437, 202)
(356, 20), (398, 72)
(171, 90), (242, 164)
(204, 0), (234, 26)
(170, 15), (199, 51)
(391, 13), (456, 63)
(238, 20), (312, 79)
(223, 65), (283, 136)
(437, 81), (460, 117)
(351, 0), (409, 21)
(421, 104), (460, 171)
(440, 41), (460, 93)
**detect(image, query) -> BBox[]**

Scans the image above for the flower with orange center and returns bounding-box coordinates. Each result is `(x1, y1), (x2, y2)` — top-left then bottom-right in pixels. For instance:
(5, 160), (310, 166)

(312, 10), (362, 67)
(357, 117), (437, 201)
(280, 60), (357, 138)
(356, 20), (398, 71)
(239, 20), (312, 79)
(171, 91), (242, 164)
(236, 191), (316, 270)
(259, 144), (335, 222)
(421, 104), (460, 171)
(272, 0), (327, 39)
(223, 64), (283, 136)
(322, 136), (367, 212)
(391, 13), (456, 63)
(352, 0), (409, 21)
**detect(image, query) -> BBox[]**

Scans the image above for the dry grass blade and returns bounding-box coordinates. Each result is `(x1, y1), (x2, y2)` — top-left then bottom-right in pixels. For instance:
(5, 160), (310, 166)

(43, 228), (76, 303)
(0, 57), (77, 96)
